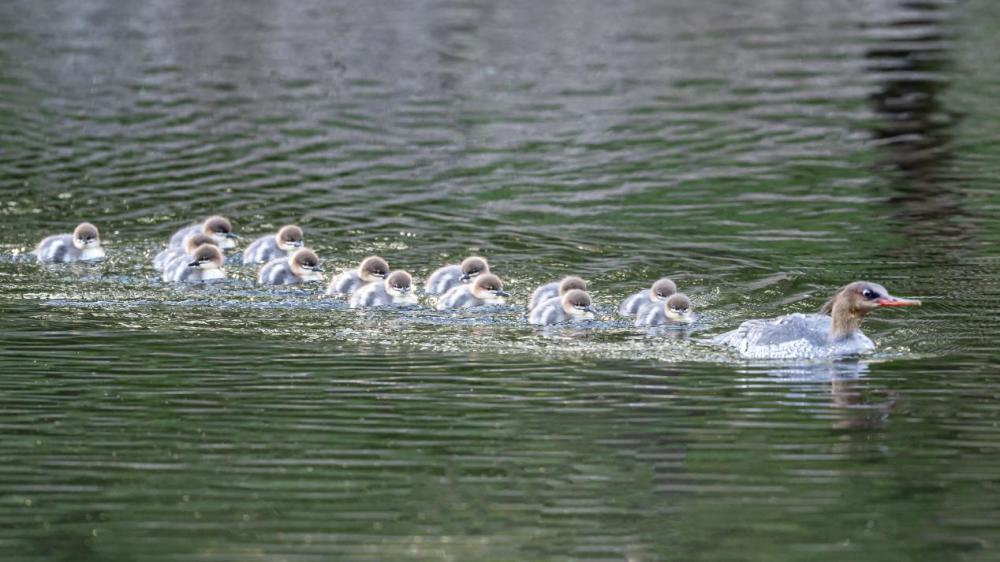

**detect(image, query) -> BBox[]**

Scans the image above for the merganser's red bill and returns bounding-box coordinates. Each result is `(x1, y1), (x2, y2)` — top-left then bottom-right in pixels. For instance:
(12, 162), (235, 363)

(877, 297), (921, 307)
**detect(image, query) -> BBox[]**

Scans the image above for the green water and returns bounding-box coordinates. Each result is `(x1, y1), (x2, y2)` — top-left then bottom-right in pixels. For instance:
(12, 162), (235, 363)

(2, 0), (1000, 560)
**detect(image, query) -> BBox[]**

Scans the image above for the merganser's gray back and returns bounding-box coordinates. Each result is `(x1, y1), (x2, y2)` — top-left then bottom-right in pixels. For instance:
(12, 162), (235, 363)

(713, 313), (875, 359)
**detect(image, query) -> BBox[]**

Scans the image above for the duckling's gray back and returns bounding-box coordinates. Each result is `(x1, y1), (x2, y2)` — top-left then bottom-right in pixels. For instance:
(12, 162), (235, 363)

(528, 297), (567, 325)
(425, 265), (462, 296)
(35, 234), (76, 263)
(243, 236), (284, 264)
(528, 282), (560, 311)
(618, 290), (649, 316)
(327, 270), (363, 296)
(258, 258), (296, 285)
(435, 285), (482, 309)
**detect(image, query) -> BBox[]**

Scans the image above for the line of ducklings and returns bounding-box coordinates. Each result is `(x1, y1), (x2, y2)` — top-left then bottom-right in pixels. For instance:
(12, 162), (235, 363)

(35, 218), (695, 327)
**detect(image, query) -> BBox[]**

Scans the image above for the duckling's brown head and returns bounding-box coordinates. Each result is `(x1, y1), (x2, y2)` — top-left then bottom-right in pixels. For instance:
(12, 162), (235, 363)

(664, 293), (694, 324)
(560, 289), (595, 318)
(290, 248), (322, 276)
(385, 270), (413, 294)
(471, 273), (509, 301)
(359, 256), (390, 282)
(188, 244), (224, 269)
(651, 278), (677, 300)
(72, 222), (100, 249)
(459, 256), (490, 281)
(276, 225), (304, 251)
(558, 276), (588, 296)
(183, 233), (218, 254)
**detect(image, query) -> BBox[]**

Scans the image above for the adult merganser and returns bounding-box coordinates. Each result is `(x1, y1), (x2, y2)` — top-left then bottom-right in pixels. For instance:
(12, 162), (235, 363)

(528, 276), (587, 311)
(326, 256), (389, 297)
(424, 256), (489, 296)
(257, 248), (324, 286)
(168, 216), (238, 250)
(35, 222), (105, 263)
(619, 277), (677, 316)
(166, 244), (226, 283)
(635, 293), (694, 327)
(528, 289), (596, 325)
(350, 270), (419, 308)
(712, 281), (921, 359)
(435, 273), (509, 310)
(154, 233), (217, 272)
(243, 225), (305, 264)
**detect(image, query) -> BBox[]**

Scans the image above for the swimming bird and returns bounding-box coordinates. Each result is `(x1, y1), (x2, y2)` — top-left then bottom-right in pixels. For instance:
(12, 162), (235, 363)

(154, 233), (217, 272)
(528, 289), (596, 325)
(326, 256), (389, 297)
(350, 270), (419, 308)
(435, 273), (509, 310)
(257, 248), (324, 286)
(243, 225), (305, 264)
(618, 277), (677, 316)
(712, 281), (921, 359)
(424, 256), (490, 296)
(528, 276), (588, 311)
(165, 244), (226, 283)
(168, 216), (238, 250)
(35, 222), (105, 263)
(635, 293), (694, 327)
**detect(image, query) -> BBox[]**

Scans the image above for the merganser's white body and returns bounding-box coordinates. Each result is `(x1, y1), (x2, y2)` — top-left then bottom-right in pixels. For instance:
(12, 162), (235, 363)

(712, 282), (920, 360)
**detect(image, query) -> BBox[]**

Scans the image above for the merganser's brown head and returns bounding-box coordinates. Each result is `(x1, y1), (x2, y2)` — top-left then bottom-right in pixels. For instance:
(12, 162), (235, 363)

(72, 222), (101, 250)
(358, 256), (390, 282)
(664, 293), (694, 323)
(276, 225), (304, 251)
(459, 256), (490, 282)
(182, 233), (218, 255)
(289, 248), (323, 278)
(560, 289), (595, 319)
(820, 281), (921, 339)
(188, 244), (224, 270)
(558, 276), (588, 296)
(470, 273), (509, 302)
(651, 278), (677, 300)
(201, 216), (238, 249)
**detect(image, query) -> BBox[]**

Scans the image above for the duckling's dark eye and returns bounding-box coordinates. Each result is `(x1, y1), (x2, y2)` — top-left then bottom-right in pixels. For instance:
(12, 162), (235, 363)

(862, 289), (879, 300)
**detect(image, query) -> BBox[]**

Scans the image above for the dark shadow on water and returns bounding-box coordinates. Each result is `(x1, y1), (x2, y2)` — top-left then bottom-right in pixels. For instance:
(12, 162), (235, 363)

(865, 0), (971, 257)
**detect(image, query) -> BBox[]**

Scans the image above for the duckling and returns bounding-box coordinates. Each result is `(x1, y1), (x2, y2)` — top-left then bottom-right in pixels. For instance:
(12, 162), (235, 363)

(166, 244), (226, 283)
(350, 270), (419, 308)
(326, 256), (389, 297)
(619, 278), (677, 316)
(243, 225), (305, 264)
(257, 248), (324, 286)
(635, 293), (694, 327)
(424, 256), (490, 296)
(435, 273), (509, 310)
(528, 276), (588, 311)
(154, 233), (217, 272)
(528, 289), (596, 325)
(168, 216), (238, 250)
(35, 222), (105, 263)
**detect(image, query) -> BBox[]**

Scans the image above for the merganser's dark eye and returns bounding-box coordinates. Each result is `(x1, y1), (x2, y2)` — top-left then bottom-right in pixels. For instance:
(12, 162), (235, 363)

(862, 289), (879, 300)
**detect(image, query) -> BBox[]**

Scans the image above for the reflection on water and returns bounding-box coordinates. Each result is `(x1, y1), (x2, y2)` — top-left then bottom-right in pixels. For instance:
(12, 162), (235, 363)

(2, 0), (1000, 560)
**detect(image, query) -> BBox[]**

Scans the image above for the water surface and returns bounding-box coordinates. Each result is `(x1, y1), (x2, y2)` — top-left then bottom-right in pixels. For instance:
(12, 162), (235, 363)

(2, 0), (1000, 560)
